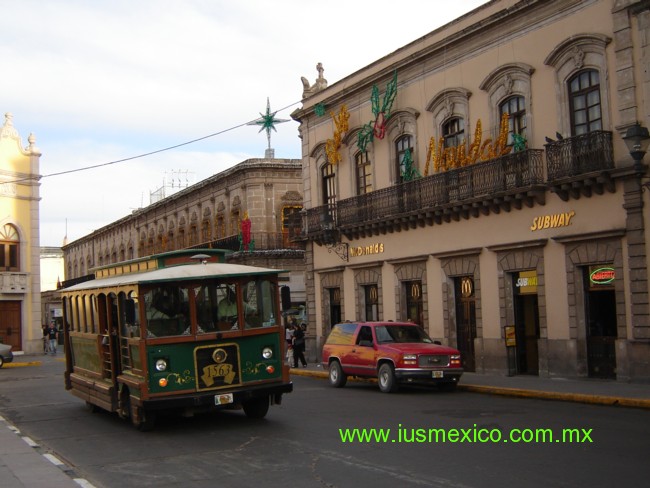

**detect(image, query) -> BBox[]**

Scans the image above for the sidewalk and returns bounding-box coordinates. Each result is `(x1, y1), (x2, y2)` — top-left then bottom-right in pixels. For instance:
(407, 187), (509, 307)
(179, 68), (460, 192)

(0, 350), (91, 488)
(290, 363), (650, 409)
(0, 416), (86, 488)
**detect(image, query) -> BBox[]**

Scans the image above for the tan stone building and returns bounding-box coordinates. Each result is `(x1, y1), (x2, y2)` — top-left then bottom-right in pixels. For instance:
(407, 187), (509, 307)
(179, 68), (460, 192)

(0, 113), (43, 353)
(63, 158), (306, 310)
(292, 0), (650, 380)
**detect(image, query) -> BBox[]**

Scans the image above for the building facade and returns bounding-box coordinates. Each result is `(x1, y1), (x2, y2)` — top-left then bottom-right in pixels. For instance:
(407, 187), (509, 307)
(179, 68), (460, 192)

(0, 113), (43, 353)
(63, 158), (307, 310)
(40, 246), (64, 335)
(292, 0), (650, 380)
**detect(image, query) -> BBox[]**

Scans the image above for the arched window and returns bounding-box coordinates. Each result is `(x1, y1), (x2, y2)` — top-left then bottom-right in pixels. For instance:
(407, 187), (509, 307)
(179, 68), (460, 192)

(176, 228), (185, 249)
(322, 161), (337, 210)
(229, 211), (240, 237)
(499, 96), (527, 145)
(480, 63), (534, 145)
(568, 69), (602, 136)
(215, 215), (225, 239)
(355, 151), (372, 195)
(395, 135), (413, 184)
(442, 118), (464, 148)
(201, 219), (211, 242)
(544, 34), (611, 136)
(0, 224), (19, 272)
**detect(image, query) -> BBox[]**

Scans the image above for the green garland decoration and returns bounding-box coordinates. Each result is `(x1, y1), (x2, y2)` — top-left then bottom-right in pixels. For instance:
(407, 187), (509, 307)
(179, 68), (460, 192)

(356, 70), (399, 153)
(400, 148), (421, 181)
(512, 133), (527, 152)
(357, 122), (375, 153)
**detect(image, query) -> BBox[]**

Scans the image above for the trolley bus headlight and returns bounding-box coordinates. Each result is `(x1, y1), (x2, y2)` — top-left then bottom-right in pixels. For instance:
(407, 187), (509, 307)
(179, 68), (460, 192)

(155, 358), (168, 372)
(262, 347), (273, 359)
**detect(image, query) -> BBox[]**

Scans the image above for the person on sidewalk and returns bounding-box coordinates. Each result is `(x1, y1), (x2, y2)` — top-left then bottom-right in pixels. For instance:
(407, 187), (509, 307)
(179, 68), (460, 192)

(42, 324), (49, 354)
(292, 324), (307, 368)
(46, 322), (58, 355)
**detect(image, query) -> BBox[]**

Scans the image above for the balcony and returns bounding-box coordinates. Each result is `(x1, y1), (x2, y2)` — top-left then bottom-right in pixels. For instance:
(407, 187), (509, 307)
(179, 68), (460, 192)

(0, 272), (28, 294)
(545, 130), (615, 201)
(304, 149), (546, 242)
(189, 231), (305, 253)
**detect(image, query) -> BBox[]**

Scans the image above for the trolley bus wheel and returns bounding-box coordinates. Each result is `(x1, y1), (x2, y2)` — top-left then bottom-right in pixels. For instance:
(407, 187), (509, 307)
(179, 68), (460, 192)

(134, 410), (156, 432)
(130, 403), (156, 432)
(85, 401), (100, 413)
(122, 392), (156, 431)
(242, 396), (270, 419)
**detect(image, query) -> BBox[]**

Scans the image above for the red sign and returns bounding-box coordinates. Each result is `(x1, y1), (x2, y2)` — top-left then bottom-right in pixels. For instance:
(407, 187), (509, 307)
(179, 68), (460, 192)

(590, 267), (615, 285)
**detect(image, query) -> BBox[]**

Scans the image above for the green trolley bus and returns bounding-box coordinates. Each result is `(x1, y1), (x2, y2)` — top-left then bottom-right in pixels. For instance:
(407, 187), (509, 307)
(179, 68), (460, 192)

(61, 249), (293, 430)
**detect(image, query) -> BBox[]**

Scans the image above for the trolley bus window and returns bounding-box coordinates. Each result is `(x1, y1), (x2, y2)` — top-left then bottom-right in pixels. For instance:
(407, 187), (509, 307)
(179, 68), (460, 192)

(216, 284), (239, 330)
(119, 291), (140, 338)
(89, 295), (98, 334)
(193, 283), (242, 332)
(144, 285), (191, 337)
(242, 279), (276, 329)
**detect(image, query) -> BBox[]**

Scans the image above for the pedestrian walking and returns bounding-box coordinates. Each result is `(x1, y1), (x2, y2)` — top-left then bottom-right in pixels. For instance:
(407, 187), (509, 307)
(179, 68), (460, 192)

(42, 324), (49, 354)
(292, 324), (307, 368)
(46, 322), (58, 355)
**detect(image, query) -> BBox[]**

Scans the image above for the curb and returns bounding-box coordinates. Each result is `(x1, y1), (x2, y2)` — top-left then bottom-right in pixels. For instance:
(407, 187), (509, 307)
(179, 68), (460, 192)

(289, 368), (650, 410)
(457, 384), (650, 410)
(3, 361), (42, 368)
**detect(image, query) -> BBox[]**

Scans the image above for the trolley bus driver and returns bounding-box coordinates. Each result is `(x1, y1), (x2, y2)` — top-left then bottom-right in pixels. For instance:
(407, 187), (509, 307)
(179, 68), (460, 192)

(217, 287), (238, 324)
(217, 287), (256, 328)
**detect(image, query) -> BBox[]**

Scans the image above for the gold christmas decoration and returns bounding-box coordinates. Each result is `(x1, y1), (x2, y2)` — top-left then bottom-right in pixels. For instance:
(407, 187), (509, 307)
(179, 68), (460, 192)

(325, 105), (350, 164)
(428, 114), (512, 173)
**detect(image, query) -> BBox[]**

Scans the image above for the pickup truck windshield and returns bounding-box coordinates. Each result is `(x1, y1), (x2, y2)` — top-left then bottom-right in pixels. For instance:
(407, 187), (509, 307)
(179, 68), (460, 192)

(375, 325), (433, 344)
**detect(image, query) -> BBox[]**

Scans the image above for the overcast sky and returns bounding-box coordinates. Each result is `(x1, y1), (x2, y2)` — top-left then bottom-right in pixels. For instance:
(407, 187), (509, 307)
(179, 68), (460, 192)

(1, 0), (488, 247)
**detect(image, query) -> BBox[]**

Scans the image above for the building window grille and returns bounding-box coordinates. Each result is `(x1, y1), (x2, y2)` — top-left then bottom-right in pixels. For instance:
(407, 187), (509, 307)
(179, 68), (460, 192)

(499, 96), (526, 145)
(569, 69), (602, 136)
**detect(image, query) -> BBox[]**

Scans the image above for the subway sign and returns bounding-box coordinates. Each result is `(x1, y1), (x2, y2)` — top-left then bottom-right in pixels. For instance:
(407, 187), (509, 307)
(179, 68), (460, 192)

(530, 211), (575, 231)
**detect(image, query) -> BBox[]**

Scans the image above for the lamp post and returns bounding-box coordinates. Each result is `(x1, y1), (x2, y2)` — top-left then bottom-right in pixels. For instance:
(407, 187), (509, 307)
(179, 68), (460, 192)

(623, 122), (650, 172)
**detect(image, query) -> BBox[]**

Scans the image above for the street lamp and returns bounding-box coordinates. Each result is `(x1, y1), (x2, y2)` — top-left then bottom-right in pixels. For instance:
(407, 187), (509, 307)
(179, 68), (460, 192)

(623, 122), (650, 171)
(319, 210), (349, 261)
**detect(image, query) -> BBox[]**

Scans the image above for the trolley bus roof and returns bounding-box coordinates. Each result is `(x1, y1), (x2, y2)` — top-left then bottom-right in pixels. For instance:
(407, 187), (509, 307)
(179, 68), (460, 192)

(62, 262), (286, 292)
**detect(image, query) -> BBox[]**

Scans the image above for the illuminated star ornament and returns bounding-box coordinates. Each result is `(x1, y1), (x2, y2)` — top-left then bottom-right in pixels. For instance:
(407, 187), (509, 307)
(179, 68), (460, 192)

(248, 98), (289, 158)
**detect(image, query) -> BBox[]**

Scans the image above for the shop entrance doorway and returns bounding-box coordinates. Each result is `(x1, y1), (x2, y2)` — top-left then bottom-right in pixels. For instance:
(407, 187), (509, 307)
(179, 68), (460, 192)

(584, 266), (617, 379)
(0, 301), (21, 351)
(454, 276), (476, 372)
(513, 271), (540, 375)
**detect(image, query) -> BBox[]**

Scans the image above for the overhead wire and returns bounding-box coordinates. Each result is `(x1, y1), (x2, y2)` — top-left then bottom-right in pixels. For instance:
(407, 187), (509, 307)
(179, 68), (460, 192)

(3, 99), (302, 185)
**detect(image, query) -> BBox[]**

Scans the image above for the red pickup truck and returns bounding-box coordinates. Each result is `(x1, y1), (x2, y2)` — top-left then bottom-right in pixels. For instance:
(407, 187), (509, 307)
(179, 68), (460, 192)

(321, 321), (463, 393)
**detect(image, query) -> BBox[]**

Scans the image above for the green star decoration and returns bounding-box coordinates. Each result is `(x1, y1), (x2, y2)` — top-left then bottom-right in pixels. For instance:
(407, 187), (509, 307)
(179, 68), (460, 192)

(248, 97), (289, 150)
(314, 103), (326, 117)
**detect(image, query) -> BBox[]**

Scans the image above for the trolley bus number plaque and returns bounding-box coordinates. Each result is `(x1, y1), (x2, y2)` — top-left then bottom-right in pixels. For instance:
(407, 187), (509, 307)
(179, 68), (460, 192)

(215, 393), (234, 405)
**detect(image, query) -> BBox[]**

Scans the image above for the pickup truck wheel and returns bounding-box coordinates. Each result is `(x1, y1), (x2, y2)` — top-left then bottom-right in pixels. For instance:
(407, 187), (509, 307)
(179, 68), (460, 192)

(378, 363), (399, 393)
(329, 360), (347, 388)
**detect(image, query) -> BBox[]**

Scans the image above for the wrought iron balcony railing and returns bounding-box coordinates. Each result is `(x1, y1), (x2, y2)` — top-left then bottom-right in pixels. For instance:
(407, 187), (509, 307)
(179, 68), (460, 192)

(188, 231), (305, 253)
(304, 148), (545, 238)
(545, 130), (614, 181)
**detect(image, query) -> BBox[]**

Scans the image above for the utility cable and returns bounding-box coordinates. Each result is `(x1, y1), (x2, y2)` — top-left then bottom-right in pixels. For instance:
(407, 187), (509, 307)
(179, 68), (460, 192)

(3, 100), (302, 185)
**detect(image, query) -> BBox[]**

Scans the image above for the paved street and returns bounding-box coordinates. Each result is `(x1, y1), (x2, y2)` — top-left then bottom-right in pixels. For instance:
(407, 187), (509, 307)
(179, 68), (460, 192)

(0, 355), (649, 488)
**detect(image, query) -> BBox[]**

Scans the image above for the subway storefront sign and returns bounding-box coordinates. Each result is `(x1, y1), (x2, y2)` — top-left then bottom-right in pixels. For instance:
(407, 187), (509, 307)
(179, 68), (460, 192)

(515, 270), (538, 295)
